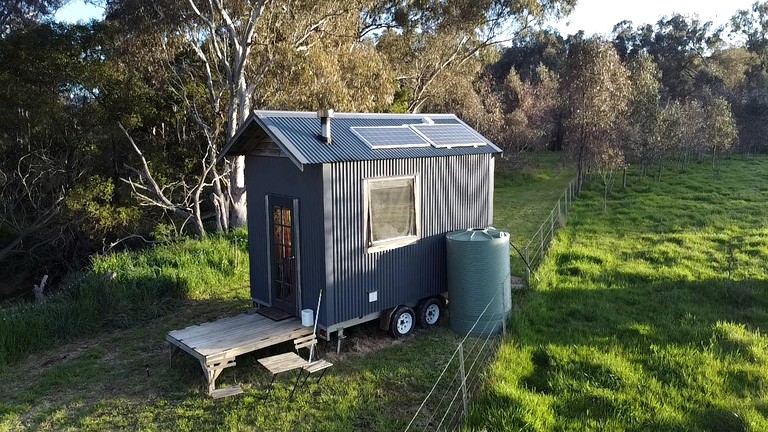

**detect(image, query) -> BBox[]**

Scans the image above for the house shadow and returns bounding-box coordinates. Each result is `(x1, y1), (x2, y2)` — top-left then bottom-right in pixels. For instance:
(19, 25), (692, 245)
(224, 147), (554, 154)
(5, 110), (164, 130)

(470, 267), (768, 431)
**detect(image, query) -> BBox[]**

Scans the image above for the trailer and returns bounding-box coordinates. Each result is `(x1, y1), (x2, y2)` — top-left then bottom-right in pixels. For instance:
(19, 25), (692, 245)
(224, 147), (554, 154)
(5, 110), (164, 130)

(219, 110), (501, 349)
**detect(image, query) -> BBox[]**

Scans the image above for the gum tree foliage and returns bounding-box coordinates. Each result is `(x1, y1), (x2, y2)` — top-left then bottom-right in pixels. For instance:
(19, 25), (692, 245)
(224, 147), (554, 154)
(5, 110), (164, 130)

(375, 0), (576, 113)
(705, 97), (738, 167)
(488, 66), (561, 165)
(491, 29), (567, 82)
(0, 23), (122, 272)
(102, 0), (577, 236)
(674, 100), (707, 173)
(625, 53), (662, 178)
(562, 38), (631, 195)
(729, 2), (768, 154)
(104, 0), (396, 236)
(0, 0), (65, 36)
(731, 1), (768, 55)
(611, 15), (720, 100)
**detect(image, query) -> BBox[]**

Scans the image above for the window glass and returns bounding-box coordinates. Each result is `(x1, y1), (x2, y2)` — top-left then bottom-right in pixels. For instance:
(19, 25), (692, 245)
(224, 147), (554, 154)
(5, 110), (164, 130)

(368, 177), (416, 244)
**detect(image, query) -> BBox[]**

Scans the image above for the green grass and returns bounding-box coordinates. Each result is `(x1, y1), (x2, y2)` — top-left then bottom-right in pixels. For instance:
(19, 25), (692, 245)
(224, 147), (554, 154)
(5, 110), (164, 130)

(0, 229), (250, 368)
(469, 156), (768, 431)
(0, 154), (571, 431)
(494, 152), (575, 245)
(494, 152), (575, 275)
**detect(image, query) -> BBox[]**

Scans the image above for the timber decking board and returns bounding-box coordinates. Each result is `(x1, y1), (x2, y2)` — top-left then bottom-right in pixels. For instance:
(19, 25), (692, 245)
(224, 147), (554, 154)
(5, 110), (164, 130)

(166, 312), (313, 397)
(167, 314), (259, 341)
(170, 313), (301, 348)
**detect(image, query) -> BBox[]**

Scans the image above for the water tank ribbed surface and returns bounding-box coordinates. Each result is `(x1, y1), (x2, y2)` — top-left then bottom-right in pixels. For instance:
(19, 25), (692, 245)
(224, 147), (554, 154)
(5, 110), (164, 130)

(446, 228), (511, 337)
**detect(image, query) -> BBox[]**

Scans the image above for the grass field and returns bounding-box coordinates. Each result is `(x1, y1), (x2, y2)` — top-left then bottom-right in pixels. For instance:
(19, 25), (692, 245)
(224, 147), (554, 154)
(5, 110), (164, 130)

(469, 156), (768, 431)
(0, 154), (570, 431)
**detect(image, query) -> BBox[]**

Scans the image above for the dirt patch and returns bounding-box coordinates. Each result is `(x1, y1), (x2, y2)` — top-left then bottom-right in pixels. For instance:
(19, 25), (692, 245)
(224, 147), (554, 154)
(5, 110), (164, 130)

(322, 321), (453, 363)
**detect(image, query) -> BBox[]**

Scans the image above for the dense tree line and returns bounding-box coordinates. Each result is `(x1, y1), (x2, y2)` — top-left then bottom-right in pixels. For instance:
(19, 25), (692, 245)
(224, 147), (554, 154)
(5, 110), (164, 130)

(0, 0), (765, 299)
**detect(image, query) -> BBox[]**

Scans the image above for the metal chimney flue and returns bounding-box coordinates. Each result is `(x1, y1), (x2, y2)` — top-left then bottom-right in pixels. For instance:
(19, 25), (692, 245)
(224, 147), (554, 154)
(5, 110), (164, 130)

(318, 109), (334, 144)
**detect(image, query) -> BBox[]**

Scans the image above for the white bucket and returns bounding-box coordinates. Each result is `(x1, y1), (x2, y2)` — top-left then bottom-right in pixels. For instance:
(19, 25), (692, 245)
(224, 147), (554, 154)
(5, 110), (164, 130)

(301, 309), (314, 327)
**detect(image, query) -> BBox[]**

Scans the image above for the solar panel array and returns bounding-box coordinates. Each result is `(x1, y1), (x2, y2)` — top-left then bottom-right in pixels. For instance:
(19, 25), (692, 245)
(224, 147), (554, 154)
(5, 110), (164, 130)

(351, 123), (487, 149)
(410, 124), (486, 148)
(351, 126), (430, 149)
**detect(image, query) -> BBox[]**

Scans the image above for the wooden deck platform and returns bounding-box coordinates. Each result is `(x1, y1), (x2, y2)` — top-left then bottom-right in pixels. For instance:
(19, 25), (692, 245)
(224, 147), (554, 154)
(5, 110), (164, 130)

(167, 311), (313, 396)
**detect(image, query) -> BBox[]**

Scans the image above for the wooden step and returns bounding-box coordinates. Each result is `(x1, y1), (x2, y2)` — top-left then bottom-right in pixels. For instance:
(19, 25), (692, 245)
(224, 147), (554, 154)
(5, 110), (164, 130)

(211, 386), (244, 399)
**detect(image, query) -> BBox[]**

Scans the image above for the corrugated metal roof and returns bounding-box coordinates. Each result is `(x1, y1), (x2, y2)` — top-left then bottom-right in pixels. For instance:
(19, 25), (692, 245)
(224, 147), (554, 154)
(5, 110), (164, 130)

(220, 110), (502, 164)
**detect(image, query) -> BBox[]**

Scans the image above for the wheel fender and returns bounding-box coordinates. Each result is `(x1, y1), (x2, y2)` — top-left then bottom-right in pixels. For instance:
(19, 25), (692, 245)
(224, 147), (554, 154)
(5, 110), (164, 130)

(379, 307), (397, 331)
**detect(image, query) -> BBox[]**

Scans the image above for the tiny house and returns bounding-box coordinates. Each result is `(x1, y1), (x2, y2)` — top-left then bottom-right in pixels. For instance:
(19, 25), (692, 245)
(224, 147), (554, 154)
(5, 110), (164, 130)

(219, 110), (501, 345)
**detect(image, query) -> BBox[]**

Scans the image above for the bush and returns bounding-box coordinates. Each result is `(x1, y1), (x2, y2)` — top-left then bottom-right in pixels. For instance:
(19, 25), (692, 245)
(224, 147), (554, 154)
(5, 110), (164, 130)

(0, 229), (249, 368)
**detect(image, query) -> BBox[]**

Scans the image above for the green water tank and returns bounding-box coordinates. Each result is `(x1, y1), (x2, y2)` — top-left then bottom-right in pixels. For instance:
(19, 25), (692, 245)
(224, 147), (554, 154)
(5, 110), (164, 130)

(446, 228), (512, 337)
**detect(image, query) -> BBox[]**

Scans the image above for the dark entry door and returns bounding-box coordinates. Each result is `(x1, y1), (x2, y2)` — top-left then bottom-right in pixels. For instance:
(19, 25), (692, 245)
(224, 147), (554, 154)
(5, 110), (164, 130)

(268, 196), (299, 316)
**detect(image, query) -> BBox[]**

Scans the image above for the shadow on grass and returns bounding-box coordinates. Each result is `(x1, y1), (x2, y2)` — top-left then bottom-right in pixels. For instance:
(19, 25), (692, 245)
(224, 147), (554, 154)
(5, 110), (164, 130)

(1, 290), (458, 431)
(469, 272), (768, 431)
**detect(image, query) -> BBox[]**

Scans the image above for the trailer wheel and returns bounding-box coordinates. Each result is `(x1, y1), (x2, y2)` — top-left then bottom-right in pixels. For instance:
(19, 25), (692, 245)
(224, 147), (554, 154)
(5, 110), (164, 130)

(417, 297), (442, 328)
(390, 306), (415, 337)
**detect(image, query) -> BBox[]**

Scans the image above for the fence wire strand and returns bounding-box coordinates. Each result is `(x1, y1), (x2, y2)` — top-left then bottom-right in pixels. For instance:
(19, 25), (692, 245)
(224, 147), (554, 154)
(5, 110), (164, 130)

(408, 177), (579, 431)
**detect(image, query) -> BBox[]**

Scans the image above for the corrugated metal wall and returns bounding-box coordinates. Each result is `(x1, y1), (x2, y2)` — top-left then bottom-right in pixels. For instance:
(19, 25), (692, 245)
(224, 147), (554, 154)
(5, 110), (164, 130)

(325, 154), (493, 325)
(245, 156), (326, 322)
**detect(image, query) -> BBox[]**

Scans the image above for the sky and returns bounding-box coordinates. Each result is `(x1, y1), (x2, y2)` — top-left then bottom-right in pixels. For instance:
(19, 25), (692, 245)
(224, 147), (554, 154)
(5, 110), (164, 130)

(54, 0), (103, 24)
(551, 0), (757, 37)
(55, 0), (757, 37)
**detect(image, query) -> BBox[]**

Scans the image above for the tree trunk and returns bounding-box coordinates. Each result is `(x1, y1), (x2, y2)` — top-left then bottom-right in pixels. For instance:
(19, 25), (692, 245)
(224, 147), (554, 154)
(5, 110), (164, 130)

(656, 160), (663, 183)
(622, 166), (627, 190)
(229, 155), (248, 228)
(576, 145), (585, 196)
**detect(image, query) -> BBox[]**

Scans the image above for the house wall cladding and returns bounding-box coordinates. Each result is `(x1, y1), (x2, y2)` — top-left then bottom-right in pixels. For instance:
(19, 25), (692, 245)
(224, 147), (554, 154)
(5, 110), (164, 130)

(325, 154), (493, 325)
(245, 156), (326, 321)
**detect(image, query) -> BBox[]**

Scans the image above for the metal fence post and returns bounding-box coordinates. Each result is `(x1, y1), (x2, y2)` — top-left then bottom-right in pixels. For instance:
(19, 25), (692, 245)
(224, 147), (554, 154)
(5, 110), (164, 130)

(550, 209), (555, 240)
(459, 342), (468, 421)
(525, 246), (530, 285)
(234, 237), (239, 269)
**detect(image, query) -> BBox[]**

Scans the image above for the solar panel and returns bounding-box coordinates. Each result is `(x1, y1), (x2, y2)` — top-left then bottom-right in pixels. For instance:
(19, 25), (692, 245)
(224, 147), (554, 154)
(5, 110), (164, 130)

(351, 126), (431, 149)
(410, 123), (487, 148)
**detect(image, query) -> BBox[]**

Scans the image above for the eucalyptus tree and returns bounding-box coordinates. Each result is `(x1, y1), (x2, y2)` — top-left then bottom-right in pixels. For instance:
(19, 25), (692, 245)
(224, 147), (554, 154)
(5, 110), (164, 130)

(0, 23), (105, 268)
(730, 2), (768, 154)
(104, 0), (393, 235)
(732, 1), (768, 55)
(675, 100), (706, 173)
(705, 97), (738, 168)
(0, 0), (65, 36)
(495, 65), (561, 161)
(610, 15), (720, 101)
(375, 0), (576, 114)
(562, 38), (631, 195)
(626, 53), (661, 179)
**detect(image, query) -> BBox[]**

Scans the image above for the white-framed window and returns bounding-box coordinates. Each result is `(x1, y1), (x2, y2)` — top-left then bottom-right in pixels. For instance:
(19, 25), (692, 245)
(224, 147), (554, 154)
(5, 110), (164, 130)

(364, 175), (421, 253)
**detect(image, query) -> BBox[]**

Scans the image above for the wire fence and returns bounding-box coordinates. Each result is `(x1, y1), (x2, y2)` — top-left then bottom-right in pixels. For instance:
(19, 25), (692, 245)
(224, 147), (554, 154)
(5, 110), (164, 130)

(523, 177), (578, 285)
(405, 177), (579, 431)
(404, 294), (506, 432)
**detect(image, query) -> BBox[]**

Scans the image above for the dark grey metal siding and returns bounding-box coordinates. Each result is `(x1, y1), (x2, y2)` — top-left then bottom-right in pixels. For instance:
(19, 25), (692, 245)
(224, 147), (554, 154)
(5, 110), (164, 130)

(245, 156), (326, 323)
(324, 154), (493, 325)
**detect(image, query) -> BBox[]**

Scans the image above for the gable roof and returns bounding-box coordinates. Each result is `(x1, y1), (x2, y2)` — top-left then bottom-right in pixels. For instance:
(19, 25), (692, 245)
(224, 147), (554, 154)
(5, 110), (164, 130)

(218, 110), (502, 167)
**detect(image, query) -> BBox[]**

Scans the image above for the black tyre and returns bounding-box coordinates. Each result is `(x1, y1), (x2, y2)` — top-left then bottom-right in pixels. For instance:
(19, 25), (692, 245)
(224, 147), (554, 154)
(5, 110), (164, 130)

(417, 297), (442, 328)
(389, 306), (416, 337)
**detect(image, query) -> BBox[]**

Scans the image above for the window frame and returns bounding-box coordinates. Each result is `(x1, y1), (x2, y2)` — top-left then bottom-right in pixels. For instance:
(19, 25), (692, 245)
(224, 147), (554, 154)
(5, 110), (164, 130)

(363, 174), (422, 253)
